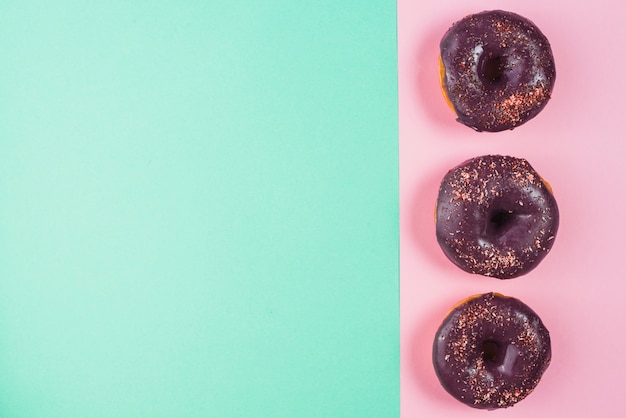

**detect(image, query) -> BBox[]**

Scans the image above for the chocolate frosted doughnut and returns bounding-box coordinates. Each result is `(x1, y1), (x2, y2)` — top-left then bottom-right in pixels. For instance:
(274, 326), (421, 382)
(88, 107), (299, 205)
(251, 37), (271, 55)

(433, 292), (551, 409)
(435, 155), (558, 279)
(439, 10), (556, 132)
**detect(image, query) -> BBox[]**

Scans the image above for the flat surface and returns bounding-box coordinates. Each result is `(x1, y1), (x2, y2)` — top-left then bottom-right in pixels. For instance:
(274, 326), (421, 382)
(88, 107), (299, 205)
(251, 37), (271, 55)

(0, 1), (398, 417)
(399, 0), (626, 416)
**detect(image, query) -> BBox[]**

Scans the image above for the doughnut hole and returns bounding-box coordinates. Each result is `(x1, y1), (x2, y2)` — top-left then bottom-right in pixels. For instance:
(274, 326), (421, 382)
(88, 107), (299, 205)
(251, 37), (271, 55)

(478, 52), (507, 89)
(481, 340), (500, 363)
(485, 208), (522, 239)
(483, 204), (534, 243)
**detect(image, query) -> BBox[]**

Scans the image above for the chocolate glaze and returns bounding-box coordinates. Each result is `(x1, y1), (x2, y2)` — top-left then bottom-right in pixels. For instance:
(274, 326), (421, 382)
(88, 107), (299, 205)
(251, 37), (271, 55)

(436, 155), (558, 279)
(433, 293), (551, 409)
(440, 10), (556, 132)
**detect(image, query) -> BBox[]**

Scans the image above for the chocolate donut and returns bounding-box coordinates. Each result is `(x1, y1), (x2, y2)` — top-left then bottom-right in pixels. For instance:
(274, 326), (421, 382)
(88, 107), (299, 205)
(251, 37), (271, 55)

(433, 292), (551, 409)
(435, 155), (558, 279)
(439, 10), (556, 132)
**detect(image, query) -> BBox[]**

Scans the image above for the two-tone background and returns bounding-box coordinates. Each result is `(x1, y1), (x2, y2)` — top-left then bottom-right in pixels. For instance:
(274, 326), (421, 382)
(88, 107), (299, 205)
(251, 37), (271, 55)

(2, 1), (626, 417)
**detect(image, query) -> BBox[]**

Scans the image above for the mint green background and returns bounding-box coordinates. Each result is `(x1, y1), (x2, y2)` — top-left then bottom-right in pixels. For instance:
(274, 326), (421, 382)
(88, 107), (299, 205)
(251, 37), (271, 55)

(0, 2), (398, 417)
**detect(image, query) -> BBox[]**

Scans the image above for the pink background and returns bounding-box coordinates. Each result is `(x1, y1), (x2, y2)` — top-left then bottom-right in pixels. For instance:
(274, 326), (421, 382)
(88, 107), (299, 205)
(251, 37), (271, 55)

(399, 0), (626, 416)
